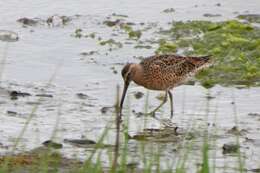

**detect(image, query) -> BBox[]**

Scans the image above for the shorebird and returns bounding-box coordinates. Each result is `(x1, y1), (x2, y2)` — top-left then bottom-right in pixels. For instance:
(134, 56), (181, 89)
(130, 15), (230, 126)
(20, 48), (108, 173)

(119, 54), (212, 119)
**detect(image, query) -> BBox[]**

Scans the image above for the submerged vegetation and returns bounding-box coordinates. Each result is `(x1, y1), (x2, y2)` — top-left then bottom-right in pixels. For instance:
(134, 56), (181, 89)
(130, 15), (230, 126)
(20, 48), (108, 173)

(237, 14), (260, 23)
(99, 39), (123, 49)
(157, 20), (260, 88)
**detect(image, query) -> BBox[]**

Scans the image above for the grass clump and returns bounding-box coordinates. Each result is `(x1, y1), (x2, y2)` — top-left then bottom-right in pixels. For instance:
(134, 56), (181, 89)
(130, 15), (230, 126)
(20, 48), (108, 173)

(0, 150), (81, 173)
(157, 20), (260, 88)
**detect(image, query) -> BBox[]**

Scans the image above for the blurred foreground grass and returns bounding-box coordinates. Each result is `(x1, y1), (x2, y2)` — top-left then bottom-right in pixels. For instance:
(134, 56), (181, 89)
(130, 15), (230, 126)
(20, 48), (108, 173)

(0, 88), (245, 173)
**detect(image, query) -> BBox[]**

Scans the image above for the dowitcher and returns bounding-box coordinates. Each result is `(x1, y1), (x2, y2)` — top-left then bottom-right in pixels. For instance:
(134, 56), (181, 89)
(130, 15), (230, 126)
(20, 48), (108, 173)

(119, 54), (212, 119)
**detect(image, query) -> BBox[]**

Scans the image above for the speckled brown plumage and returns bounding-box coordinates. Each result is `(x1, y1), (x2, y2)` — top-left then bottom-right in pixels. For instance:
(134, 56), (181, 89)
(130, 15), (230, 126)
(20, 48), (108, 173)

(120, 54), (212, 119)
(138, 54), (211, 90)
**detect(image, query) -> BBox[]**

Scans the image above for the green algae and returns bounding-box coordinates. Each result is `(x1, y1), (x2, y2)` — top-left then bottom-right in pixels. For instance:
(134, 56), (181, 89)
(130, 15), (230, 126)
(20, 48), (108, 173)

(128, 30), (142, 39)
(121, 24), (142, 39)
(118, 23), (142, 39)
(237, 14), (260, 23)
(103, 17), (142, 40)
(74, 28), (83, 38)
(85, 32), (96, 39)
(156, 20), (260, 87)
(156, 40), (177, 54)
(111, 13), (128, 18)
(99, 39), (123, 48)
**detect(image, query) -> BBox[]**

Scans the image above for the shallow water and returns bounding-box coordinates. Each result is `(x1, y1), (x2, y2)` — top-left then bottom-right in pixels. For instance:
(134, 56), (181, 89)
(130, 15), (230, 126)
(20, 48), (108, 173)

(1, 0), (260, 172)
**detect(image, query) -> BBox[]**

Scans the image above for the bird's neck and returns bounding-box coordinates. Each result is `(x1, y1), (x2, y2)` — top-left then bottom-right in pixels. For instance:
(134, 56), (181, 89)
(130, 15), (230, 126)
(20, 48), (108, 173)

(131, 64), (145, 86)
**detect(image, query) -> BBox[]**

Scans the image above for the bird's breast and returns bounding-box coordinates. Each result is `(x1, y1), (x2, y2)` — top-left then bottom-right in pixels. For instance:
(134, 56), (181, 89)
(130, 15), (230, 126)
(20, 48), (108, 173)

(133, 76), (170, 91)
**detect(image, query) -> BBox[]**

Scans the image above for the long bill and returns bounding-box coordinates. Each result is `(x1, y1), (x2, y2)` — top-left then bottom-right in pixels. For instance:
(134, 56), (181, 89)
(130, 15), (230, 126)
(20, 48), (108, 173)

(119, 81), (130, 117)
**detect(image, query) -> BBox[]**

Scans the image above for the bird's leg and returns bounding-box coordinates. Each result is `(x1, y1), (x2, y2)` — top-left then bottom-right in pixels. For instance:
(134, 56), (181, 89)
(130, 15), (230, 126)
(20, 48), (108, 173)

(168, 90), (174, 119)
(145, 91), (168, 117)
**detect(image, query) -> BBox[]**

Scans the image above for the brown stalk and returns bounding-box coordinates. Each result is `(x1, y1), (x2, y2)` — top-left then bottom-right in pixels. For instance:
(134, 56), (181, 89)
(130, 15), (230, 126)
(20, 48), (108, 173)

(111, 85), (121, 172)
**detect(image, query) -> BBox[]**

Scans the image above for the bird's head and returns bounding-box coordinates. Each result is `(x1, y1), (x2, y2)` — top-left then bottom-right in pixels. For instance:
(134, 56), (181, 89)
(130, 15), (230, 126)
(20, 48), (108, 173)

(121, 63), (134, 84)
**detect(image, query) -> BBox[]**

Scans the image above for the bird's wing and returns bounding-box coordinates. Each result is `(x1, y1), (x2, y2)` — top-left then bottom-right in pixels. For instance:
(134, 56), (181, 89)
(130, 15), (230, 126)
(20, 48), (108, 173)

(165, 60), (196, 77)
(141, 55), (185, 65)
(141, 55), (195, 75)
(162, 55), (212, 80)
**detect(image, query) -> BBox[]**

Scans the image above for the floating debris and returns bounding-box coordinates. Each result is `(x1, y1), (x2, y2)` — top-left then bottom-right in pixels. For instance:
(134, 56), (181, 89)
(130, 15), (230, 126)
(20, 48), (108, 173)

(248, 112), (260, 117)
(205, 95), (215, 100)
(110, 67), (118, 74)
(0, 30), (19, 42)
(134, 91), (144, 99)
(47, 15), (72, 26)
(64, 139), (96, 145)
(162, 8), (175, 13)
(203, 13), (222, 17)
(222, 143), (239, 154)
(26, 101), (41, 105)
(0, 142), (8, 149)
(248, 168), (260, 172)
(6, 110), (18, 116)
(42, 140), (63, 149)
(9, 91), (31, 100)
(80, 51), (98, 56)
(132, 110), (144, 117)
(111, 13), (128, 18)
(35, 94), (53, 98)
(100, 106), (113, 114)
(76, 93), (89, 99)
(103, 19), (121, 27)
(244, 137), (254, 143)
(17, 17), (39, 26)
(129, 127), (179, 142)
(126, 162), (139, 170)
(227, 126), (248, 135)
(134, 44), (152, 49)
(64, 139), (113, 148)
(18, 15), (75, 27)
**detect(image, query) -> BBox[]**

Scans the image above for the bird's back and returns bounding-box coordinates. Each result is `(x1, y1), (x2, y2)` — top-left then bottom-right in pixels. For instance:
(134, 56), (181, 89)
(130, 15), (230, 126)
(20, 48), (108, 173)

(139, 54), (211, 90)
